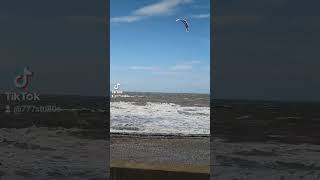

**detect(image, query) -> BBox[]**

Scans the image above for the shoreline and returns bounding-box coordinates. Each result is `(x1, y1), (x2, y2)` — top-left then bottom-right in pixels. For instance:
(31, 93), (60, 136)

(111, 132), (210, 138)
(111, 134), (210, 174)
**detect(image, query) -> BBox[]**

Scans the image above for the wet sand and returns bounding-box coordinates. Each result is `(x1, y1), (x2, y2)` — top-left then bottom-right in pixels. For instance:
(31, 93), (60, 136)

(111, 134), (210, 174)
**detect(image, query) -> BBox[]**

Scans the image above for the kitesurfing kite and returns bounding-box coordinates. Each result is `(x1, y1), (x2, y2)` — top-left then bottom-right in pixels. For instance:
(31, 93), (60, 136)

(176, 18), (189, 32)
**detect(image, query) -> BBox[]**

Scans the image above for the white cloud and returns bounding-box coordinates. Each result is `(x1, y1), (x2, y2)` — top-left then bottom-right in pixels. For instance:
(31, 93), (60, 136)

(169, 64), (193, 71)
(111, 0), (193, 24)
(191, 13), (210, 19)
(129, 66), (158, 71)
(126, 60), (204, 73)
(188, 60), (201, 64)
(133, 0), (192, 16)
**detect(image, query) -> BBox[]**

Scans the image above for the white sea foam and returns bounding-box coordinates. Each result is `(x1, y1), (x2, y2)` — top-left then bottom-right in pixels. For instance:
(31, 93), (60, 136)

(111, 102), (210, 135)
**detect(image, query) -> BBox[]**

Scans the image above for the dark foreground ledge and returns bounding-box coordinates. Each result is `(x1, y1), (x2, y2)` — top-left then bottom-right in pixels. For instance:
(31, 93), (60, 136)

(110, 167), (210, 180)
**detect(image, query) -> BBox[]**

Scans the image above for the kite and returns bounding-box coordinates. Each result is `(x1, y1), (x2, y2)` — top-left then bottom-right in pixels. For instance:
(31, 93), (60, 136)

(176, 18), (189, 32)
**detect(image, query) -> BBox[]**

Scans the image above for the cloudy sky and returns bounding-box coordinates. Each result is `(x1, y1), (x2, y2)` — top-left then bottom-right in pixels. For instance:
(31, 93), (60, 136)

(111, 0), (210, 93)
(214, 0), (320, 101)
(0, 0), (107, 96)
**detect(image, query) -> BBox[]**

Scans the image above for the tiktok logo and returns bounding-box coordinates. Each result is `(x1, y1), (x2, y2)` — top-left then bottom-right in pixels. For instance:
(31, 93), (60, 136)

(111, 82), (123, 98)
(14, 67), (33, 90)
(114, 83), (120, 90)
(5, 67), (41, 102)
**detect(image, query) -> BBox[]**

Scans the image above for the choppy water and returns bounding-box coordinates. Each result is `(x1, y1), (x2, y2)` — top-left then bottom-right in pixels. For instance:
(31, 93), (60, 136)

(111, 92), (210, 135)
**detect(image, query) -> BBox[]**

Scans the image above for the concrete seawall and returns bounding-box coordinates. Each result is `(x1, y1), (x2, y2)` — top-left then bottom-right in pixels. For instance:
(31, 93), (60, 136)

(110, 167), (210, 180)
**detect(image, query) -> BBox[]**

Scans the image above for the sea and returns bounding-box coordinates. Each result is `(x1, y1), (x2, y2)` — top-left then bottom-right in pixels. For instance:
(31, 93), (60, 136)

(110, 92), (210, 136)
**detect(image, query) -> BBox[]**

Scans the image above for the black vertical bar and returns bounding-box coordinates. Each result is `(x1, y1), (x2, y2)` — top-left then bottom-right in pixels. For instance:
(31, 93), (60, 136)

(210, 0), (216, 179)
(105, 0), (111, 179)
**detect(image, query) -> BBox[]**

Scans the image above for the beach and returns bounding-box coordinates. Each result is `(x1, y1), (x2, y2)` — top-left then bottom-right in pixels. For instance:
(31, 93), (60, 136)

(0, 93), (211, 179)
(110, 92), (210, 179)
(111, 134), (210, 174)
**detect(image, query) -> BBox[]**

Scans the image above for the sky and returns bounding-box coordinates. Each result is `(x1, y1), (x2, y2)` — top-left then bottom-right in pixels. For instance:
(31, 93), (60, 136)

(2, 0), (318, 100)
(0, 0), (107, 96)
(111, 0), (210, 94)
(214, 0), (320, 101)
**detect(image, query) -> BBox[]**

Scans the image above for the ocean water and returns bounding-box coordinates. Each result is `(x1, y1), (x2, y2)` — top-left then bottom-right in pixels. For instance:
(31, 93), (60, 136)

(110, 92), (210, 135)
(212, 99), (320, 143)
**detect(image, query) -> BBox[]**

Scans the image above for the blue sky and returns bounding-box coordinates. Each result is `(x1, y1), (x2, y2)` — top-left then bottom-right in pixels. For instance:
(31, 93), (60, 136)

(111, 0), (210, 94)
